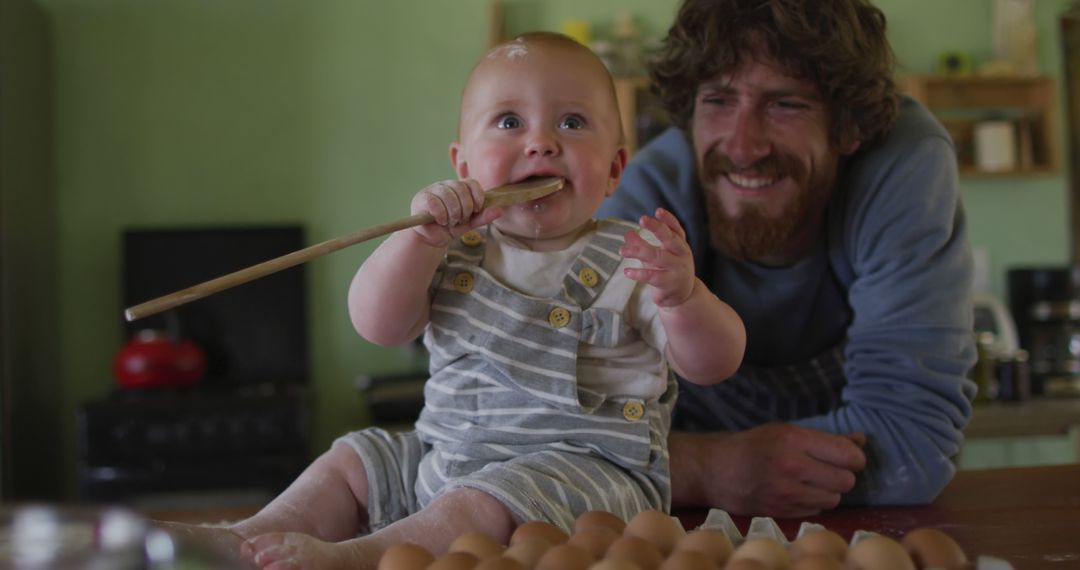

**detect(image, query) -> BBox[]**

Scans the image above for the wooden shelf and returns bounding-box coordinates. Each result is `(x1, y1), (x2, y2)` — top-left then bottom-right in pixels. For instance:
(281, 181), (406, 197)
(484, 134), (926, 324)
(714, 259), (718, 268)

(614, 74), (1060, 174)
(898, 74), (1058, 176)
(958, 165), (1058, 178)
(614, 76), (670, 155)
(966, 397), (1080, 439)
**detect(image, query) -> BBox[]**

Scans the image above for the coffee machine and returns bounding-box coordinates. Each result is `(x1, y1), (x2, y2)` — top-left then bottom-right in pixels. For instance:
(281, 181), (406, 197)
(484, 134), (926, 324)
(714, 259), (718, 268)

(1007, 266), (1080, 396)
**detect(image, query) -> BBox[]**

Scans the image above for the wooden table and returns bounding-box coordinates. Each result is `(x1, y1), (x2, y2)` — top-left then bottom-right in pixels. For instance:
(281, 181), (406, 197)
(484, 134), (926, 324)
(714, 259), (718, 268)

(675, 464), (1080, 569)
(147, 465), (1079, 568)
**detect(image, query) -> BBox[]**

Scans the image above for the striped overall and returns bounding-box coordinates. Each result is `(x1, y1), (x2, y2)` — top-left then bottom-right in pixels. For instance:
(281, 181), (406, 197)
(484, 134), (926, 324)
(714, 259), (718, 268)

(338, 220), (675, 532)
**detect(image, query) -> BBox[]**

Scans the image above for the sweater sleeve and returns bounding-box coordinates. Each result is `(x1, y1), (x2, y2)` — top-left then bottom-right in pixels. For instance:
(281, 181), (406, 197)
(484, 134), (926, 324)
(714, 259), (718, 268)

(794, 125), (977, 505)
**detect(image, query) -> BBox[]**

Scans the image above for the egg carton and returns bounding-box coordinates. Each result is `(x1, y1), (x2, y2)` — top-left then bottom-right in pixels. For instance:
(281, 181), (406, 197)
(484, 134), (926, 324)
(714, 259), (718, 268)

(689, 508), (1014, 570)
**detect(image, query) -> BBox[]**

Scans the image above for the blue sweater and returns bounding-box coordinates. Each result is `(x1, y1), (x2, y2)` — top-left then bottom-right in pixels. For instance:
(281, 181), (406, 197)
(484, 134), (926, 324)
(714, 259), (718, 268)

(597, 97), (977, 505)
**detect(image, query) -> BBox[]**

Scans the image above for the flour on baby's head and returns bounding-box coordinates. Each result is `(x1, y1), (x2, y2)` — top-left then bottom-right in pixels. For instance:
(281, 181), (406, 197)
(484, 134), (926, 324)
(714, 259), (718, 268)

(487, 37), (529, 61)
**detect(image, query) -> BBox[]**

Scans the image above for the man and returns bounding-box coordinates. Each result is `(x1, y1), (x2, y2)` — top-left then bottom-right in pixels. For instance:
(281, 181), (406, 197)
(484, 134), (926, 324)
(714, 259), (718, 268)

(598, 0), (976, 517)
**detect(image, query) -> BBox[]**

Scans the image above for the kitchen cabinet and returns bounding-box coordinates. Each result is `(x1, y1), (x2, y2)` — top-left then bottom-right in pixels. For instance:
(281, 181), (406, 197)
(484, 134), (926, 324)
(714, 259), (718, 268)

(898, 74), (1058, 177)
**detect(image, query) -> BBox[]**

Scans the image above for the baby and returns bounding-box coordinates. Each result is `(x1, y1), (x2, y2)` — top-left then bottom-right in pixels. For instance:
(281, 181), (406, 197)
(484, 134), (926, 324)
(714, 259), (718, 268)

(161, 32), (745, 570)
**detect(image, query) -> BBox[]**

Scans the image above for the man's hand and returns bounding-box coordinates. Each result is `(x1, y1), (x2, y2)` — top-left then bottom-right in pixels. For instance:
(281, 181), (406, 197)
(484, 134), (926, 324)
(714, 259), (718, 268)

(669, 423), (867, 518)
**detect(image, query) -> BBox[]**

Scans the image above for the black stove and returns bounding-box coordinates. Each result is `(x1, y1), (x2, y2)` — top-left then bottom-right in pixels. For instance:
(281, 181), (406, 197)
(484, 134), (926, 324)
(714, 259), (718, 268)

(77, 384), (309, 504)
(84, 225), (313, 507)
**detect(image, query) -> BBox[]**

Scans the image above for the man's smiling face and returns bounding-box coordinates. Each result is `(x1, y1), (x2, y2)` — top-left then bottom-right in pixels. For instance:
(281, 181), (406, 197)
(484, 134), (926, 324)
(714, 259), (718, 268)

(692, 55), (859, 264)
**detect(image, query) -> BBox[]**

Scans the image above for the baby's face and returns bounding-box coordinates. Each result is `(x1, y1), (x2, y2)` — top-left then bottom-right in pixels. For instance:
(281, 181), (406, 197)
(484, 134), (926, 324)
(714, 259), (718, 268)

(451, 40), (626, 250)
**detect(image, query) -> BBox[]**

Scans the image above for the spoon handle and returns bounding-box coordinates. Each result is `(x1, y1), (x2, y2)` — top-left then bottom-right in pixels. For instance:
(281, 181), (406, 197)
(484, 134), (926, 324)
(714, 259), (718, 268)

(124, 177), (563, 321)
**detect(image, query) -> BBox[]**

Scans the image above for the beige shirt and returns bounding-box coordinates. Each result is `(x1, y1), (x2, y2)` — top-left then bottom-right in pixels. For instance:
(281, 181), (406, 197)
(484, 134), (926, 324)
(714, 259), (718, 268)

(482, 222), (669, 400)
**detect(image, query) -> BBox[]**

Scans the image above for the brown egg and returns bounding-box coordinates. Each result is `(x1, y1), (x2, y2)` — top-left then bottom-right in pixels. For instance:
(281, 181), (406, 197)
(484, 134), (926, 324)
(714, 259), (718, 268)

(428, 551), (480, 570)
(569, 526), (621, 559)
(725, 558), (769, 570)
(574, 510), (628, 536)
(729, 538), (790, 570)
(674, 529), (733, 567)
(847, 536), (915, 570)
(900, 528), (968, 569)
(376, 542), (434, 570)
(474, 556), (527, 570)
(450, 532), (506, 560)
(790, 530), (847, 561)
(535, 543), (593, 570)
(504, 537), (551, 569)
(606, 535), (664, 570)
(790, 554), (844, 570)
(511, 521), (570, 547)
(660, 550), (719, 570)
(623, 510), (685, 557)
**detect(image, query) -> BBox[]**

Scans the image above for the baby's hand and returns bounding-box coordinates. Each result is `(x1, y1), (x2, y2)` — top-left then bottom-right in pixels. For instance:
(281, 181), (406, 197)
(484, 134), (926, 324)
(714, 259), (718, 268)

(620, 208), (695, 308)
(410, 179), (502, 247)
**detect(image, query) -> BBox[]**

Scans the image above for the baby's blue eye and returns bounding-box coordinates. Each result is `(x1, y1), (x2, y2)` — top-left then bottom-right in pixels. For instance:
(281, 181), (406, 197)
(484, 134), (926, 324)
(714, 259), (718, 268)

(560, 115), (585, 130)
(497, 115), (522, 129)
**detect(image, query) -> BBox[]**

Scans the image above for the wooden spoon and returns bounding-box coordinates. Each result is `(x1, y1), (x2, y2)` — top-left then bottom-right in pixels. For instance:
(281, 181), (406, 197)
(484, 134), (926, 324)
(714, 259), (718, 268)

(124, 176), (564, 321)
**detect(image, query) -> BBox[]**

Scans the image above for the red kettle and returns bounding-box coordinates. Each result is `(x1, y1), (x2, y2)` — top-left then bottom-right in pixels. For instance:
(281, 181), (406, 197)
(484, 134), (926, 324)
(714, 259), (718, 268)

(113, 329), (207, 389)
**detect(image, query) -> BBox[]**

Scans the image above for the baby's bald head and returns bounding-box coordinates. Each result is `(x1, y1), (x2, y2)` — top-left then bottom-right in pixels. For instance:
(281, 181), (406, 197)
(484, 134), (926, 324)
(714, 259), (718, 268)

(458, 32), (624, 143)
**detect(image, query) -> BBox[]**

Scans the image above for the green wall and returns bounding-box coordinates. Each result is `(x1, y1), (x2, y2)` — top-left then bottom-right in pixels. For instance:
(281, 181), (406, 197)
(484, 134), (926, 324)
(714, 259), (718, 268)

(42, 0), (494, 500)
(883, 0), (1074, 294)
(10, 0), (1075, 500)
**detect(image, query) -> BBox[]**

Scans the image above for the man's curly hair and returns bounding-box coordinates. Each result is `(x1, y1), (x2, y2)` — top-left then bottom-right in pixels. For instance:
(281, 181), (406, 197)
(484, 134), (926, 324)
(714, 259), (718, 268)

(649, 0), (899, 148)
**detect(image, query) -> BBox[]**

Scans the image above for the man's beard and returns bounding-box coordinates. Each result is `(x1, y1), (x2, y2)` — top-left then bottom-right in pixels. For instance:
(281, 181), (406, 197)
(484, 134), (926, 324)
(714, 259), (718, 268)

(699, 146), (831, 263)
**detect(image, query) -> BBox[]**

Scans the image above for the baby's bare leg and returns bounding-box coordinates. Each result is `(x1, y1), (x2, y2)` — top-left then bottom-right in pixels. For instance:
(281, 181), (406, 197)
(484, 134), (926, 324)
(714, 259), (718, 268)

(155, 443), (369, 565)
(232, 443), (370, 540)
(242, 487), (516, 570)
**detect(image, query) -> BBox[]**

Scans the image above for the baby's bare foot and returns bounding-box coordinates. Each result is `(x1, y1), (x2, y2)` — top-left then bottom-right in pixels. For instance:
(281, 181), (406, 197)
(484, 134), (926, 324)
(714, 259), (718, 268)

(242, 532), (367, 570)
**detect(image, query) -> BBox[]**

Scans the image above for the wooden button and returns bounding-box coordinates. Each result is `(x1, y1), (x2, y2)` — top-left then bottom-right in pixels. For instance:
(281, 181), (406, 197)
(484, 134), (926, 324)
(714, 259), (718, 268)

(461, 231), (483, 247)
(622, 401), (645, 422)
(579, 267), (599, 288)
(548, 307), (571, 328)
(452, 272), (474, 293)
